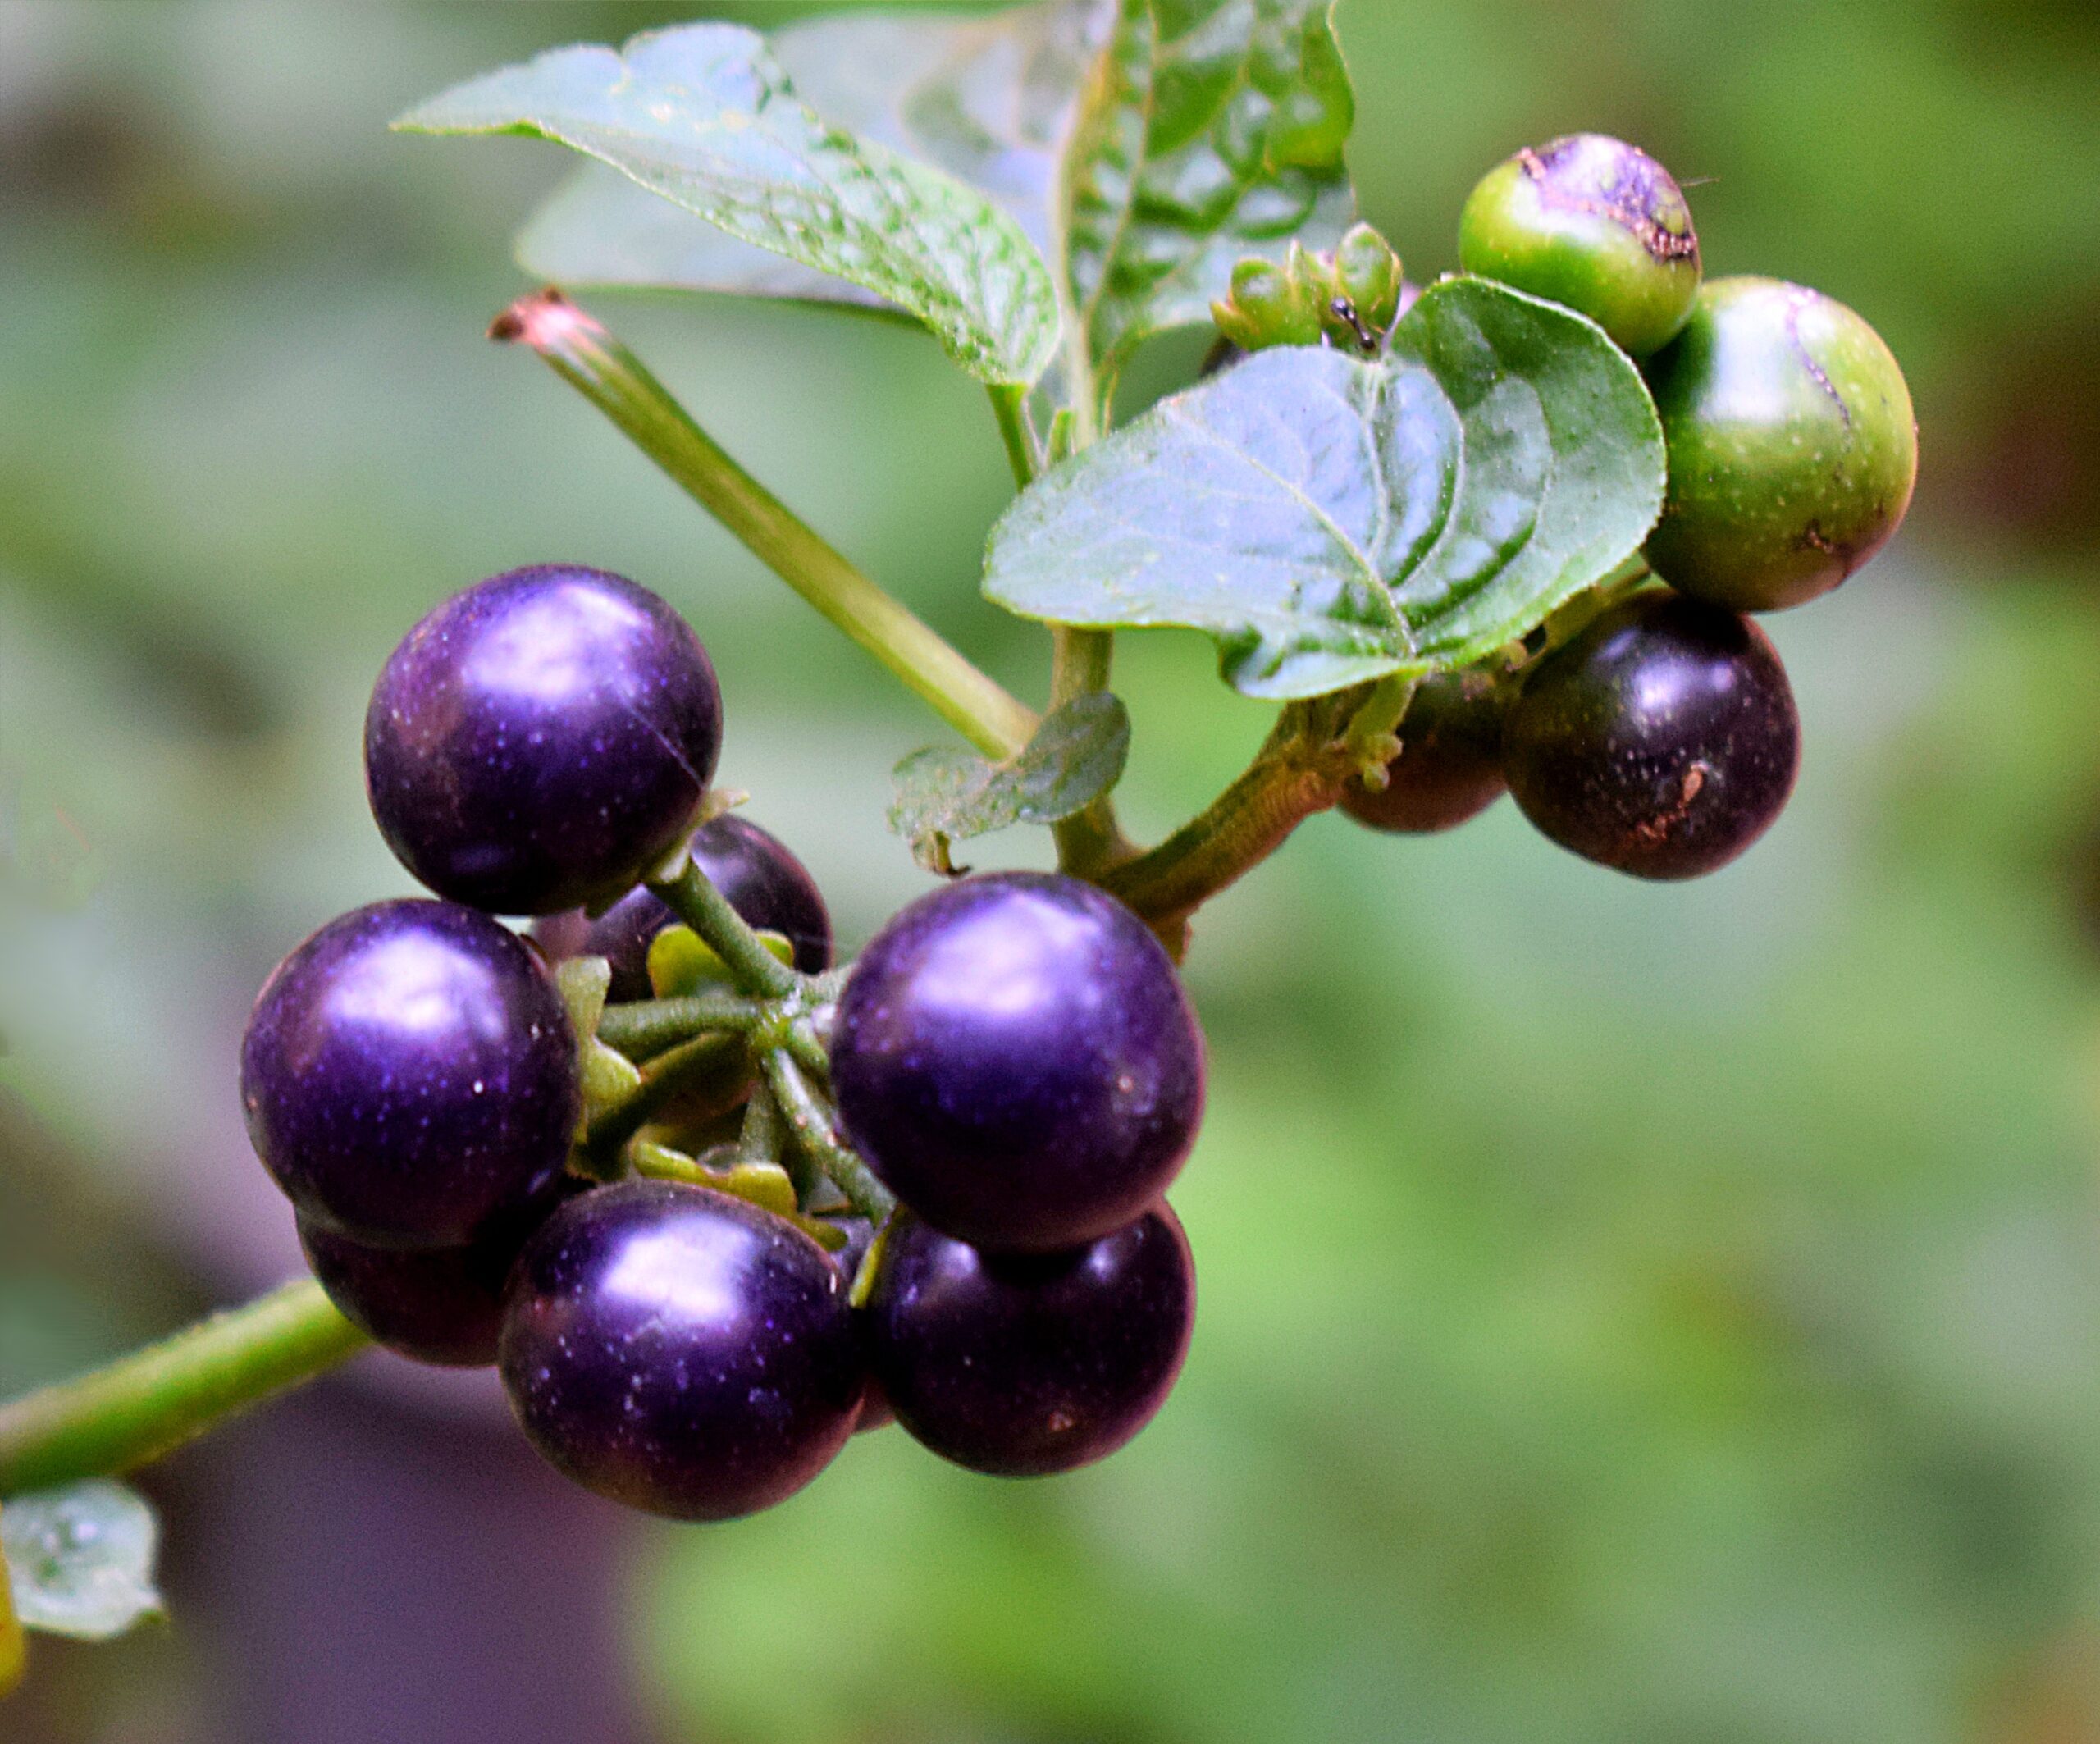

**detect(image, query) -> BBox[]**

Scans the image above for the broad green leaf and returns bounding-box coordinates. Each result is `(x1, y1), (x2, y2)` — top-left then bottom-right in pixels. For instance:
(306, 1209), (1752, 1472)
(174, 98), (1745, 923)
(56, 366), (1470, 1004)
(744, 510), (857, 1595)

(2, 1481), (162, 1642)
(1061, 0), (1357, 384)
(520, 4), (1110, 320)
(888, 692), (1130, 867)
(395, 25), (1060, 386)
(983, 278), (1667, 701)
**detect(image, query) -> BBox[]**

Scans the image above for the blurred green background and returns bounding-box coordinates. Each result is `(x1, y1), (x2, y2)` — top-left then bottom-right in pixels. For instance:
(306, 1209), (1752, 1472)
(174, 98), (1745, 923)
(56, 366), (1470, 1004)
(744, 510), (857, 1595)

(4, 2), (2100, 1741)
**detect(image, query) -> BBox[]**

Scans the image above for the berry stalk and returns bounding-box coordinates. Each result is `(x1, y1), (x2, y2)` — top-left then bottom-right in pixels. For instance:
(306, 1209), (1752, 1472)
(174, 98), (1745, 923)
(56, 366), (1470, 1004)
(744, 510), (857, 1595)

(492, 290), (1039, 761)
(649, 857), (800, 1002)
(0, 1280), (369, 1496)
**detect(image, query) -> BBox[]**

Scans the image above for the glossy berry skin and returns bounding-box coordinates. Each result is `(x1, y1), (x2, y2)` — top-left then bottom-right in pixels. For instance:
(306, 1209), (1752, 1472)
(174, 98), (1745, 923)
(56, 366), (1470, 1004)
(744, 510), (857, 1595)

(1504, 593), (1800, 880)
(498, 1180), (864, 1520)
(1339, 671), (1508, 834)
(241, 900), (578, 1249)
(296, 1179), (580, 1367)
(1459, 134), (1700, 358)
(535, 813), (833, 1000)
(831, 873), (1205, 1254)
(1643, 277), (1918, 612)
(365, 565), (723, 915)
(861, 1208), (1195, 1477)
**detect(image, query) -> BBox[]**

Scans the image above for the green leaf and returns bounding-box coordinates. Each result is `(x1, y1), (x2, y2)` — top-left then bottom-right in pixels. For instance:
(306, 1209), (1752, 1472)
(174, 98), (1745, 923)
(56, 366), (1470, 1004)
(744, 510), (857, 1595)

(888, 692), (1130, 868)
(518, 3), (1107, 324)
(982, 278), (1667, 701)
(395, 25), (1060, 386)
(2, 1481), (162, 1643)
(1061, 0), (1357, 386)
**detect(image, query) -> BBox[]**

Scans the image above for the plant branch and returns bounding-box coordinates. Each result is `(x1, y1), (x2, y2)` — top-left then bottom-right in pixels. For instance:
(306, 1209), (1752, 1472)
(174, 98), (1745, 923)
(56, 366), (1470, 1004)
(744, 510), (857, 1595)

(1101, 696), (1364, 930)
(649, 858), (799, 1002)
(987, 383), (1043, 491)
(493, 290), (1038, 760)
(595, 989), (765, 1059)
(760, 1052), (896, 1227)
(584, 1031), (751, 1157)
(0, 1280), (368, 1496)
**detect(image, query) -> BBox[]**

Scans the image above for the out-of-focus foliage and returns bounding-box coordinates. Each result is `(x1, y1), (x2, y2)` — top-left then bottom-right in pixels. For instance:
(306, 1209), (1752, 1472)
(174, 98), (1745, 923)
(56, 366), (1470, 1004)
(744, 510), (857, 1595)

(2, 2), (2098, 1742)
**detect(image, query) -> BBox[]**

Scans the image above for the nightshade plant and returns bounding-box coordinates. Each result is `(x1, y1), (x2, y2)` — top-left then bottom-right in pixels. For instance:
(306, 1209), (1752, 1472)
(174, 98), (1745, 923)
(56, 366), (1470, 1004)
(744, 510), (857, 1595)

(0, 0), (1916, 1674)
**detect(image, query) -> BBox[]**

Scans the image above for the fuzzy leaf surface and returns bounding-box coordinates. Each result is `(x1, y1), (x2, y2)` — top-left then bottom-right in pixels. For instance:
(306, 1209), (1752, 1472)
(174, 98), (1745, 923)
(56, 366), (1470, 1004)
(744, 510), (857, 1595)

(1061, 0), (1357, 381)
(396, 25), (1061, 385)
(519, 3), (1108, 324)
(983, 279), (1667, 699)
(889, 692), (1130, 862)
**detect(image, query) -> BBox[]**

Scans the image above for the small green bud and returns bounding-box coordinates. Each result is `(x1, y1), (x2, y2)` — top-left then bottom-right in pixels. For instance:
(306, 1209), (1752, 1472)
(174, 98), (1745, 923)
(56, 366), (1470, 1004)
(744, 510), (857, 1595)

(1644, 276), (1918, 613)
(1459, 133), (1701, 358)
(1211, 248), (1326, 353)
(1329, 222), (1405, 336)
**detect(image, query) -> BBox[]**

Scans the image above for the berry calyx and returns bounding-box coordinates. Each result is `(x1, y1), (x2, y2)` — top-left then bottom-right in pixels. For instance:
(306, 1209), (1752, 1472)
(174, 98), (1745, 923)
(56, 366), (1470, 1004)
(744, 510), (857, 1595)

(1459, 133), (1701, 358)
(499, 1180), (864, 1520)
(534, 812), (832, 1001)
(860, 1208), (1195, 1477)
(240, 899), (578, 1249)
(1643, 276), (1918, 612)
(1502, 593), (1800, 880)
(830, 872), (1205, 1253)
(1340, 672), (1508, 835)
(365, 564), (723, 916)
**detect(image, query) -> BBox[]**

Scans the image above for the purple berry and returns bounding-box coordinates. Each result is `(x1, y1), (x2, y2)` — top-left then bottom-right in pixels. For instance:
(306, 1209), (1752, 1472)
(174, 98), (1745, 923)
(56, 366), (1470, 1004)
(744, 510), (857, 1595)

(534, 813), (832, 1000)
(295, 1178), (582, 1367)
(861, 1208), (1195, 1477)
(1503, 592), (1801, 879)
(1339, 672), (1508, 835)
(830, 872), (1205, 1253)
(241, 900), (578, 1249)
(498, 1180), (864, 1520)
(365, 565), (723, 915)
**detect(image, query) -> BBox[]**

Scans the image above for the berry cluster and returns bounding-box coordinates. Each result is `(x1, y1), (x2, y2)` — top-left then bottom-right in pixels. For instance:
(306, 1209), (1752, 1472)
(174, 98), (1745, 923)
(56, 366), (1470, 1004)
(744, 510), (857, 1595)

(1234, 135), (1916, 878)
(241, 564), (1203, 1519)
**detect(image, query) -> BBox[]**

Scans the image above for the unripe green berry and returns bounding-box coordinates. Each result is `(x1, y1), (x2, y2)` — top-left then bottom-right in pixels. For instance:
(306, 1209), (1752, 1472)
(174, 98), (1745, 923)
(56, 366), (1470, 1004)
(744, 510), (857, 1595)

(1459, 133), (1701, 358)
(1643, 276), (1918, 613)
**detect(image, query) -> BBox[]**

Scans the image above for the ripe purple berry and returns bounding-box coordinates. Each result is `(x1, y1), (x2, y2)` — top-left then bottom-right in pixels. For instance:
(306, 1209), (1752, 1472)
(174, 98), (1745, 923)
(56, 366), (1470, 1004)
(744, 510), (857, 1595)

(830, 873), (1206, 1254)
(241, 899), (578, 1249)
(365, 565), (723, 915)
(1503, 592), (1800, 879)
(498, 1180), (864, 1520)
(861, 1208), (1195, 1477)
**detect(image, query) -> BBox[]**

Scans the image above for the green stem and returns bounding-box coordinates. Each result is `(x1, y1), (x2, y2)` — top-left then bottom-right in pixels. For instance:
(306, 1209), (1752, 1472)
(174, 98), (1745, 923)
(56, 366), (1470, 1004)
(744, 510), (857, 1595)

(1049, 626), (1134, 877)
(493, 290), (1038, 760)
(0, 1280), (368, 1495)
(596, 990), (765, 1059)
(987, 383), (1043, 491)
(1102, 703), (1346, 929)
(0, 1512), (21, 1694)
(585, 1032), (750, 1157)
(649, 859), (799, 1002)
(760, 1052), (897, 1227)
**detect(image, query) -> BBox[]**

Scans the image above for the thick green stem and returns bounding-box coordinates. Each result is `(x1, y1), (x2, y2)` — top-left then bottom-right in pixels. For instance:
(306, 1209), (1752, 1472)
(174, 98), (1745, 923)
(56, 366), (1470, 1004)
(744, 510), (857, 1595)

(1102, 701), (1356, 930)
(596, 990), (765, 1059)
(0, 1516), (21, 1694)
(0, 1280), (368, 1495)
(650, 859), (798, 1002)
(493, 290), (1037, 760)
(1049, 626), (1135, 878)
(761, 1052), (897, 1227)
